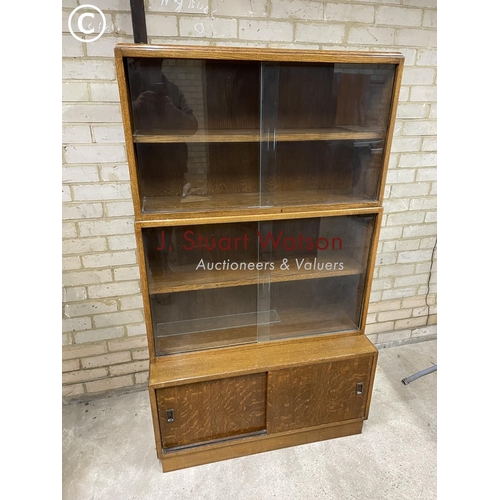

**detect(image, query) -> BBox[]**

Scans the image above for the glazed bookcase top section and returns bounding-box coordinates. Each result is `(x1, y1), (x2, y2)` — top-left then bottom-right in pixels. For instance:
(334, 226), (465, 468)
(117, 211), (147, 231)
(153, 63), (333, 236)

(116, 44), (403, 220)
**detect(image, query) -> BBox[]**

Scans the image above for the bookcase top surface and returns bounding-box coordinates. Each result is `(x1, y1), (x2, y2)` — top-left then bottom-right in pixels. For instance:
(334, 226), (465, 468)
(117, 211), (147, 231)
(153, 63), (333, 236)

(150, 333), (377, 388)
(115, 43), (404, 65)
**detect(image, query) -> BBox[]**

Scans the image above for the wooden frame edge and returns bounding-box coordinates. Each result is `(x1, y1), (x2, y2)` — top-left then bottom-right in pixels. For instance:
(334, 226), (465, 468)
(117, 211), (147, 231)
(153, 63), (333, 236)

(135, 205), (383, 228)
(115, 48), (143, 218)
(134, 224), (156, 361)
(148, 384), (164, 459)
(115, 43), (404, 64)
(363, 346), (379, 420)
(377, 57), (405, 203)
(359, 209), (383, 333)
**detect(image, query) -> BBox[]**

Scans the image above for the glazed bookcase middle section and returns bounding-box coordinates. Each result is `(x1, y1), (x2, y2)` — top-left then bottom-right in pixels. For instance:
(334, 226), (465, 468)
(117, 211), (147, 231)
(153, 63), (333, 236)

(121, 56), (397, 218)
(138, 211), (382, 356)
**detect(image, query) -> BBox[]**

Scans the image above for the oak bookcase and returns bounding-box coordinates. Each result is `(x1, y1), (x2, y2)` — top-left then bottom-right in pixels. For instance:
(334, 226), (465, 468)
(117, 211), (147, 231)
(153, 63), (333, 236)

(115, 44), (403, 472)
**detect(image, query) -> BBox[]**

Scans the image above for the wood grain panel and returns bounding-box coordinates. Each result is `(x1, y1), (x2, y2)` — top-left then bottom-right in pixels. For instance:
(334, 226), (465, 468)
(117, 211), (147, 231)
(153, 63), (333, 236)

(276, 64), (337, 130)
(205, 60), (260, 130)
(203, 61), (260, 196)
(156, 373), (267, 449)
(335, 73), (371, 126)
(270, 142), (332, 193)
(115, 44), (404, 65)
(267, 356), (373, 433)
(207, 142), (259, 194)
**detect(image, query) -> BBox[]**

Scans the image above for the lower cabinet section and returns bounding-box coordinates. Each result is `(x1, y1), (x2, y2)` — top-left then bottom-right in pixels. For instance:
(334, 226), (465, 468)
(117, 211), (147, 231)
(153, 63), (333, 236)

(153, 338), (377, 470)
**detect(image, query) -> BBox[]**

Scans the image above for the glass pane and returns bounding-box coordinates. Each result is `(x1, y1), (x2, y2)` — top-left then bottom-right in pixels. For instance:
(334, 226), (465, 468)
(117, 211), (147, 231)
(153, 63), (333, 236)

(260, 215), (375, 340)
(261, 62), (396, 207)
(256, 220), (273, 342)
(143, 214), (375, 356)
(143, 222), (262, 356)
(125, 57), (262, 214)
(125, 57), (395, 214)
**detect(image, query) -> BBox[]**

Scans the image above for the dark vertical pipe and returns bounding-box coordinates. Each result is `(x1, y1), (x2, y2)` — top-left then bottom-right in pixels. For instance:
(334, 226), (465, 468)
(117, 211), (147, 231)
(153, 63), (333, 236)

(130, 0), (147, 43)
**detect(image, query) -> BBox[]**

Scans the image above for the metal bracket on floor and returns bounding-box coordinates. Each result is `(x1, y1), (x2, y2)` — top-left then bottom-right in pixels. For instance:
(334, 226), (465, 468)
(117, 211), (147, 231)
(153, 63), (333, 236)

(401, 364), (437, 385)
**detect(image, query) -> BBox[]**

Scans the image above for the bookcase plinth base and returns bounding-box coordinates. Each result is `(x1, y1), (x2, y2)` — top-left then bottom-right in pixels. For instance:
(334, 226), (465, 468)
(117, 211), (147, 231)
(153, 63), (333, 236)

(161, 419), (364, 473)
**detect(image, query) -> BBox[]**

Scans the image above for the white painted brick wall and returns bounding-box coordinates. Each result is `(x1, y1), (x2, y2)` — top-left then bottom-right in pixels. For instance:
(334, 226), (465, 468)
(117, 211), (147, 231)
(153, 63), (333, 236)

(147, 0), (206, 15)
(240, 20), (294, 41)
(105, 201), (134, 217)
(100, 165), (130, 181)
(296, 22), (345, 44)
(63, 83), (89, 102)
(81, 251), (137, 268)
(272, 1), (324, 20)
(62, 60), (116, 80)
(92, 126), (125, 143)
(86, 36), (132, 57)
(62, 126), (93, 144)
(74, 326), (125, 344)
(180, 16), (237, 37)
(89, 83), (120, 102)
(395, 28), (436, 47)
(325, 4), (374, 23)
(62, 103), (122, 123)
(375, 6), (422, 27)
(71, 183), (131, 201)
(347, 26), (395, 45)
(143, 14), (178, 36)
(113, 267), (140, 281)
(62, 0), (437, 400)
(87, 281), (141, 299)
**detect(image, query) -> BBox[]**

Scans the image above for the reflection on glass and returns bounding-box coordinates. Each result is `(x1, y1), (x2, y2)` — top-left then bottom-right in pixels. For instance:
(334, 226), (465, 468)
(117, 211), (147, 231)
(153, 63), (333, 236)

(142, 215), (375, 356)
(128, 58), (198, 200)
(128, 58), (199, 133)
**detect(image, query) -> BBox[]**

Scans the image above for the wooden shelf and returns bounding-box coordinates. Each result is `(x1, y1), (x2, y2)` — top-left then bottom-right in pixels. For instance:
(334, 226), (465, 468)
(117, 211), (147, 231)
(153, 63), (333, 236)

(149, 253), (364, 294)
(143, 189), (373, 214)
(268, 304), (358, 340)
(133, 127), (384, 144)
(154, 304), (358, 355)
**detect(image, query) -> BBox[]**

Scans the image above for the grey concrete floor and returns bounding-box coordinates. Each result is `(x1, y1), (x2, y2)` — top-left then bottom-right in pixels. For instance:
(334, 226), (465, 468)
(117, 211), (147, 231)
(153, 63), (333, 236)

(63, 340), (437, 500)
